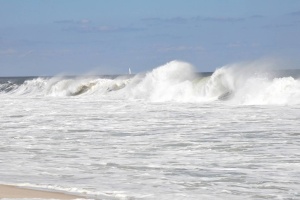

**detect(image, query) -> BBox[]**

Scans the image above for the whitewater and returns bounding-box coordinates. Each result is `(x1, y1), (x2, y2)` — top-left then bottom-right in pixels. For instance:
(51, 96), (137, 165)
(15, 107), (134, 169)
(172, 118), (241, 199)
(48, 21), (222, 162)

(0, 60), (300, 199)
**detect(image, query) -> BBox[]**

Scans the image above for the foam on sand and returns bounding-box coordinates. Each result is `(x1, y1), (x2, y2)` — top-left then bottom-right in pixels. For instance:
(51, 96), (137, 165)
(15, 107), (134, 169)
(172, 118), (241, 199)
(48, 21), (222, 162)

(0, 184), (85, 199)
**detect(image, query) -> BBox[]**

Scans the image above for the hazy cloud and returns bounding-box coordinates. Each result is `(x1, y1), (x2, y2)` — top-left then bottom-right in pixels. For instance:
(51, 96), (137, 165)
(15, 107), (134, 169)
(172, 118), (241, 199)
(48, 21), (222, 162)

(197, 16), (245, 23)
(227, 42), (242, 48)
(0, 49), (35, 58)
(142, 17), (188, 24)
(227, 42), (260, 48)
(143, 15), (246, 26)
(38, 49), (73, 57)
(157, 45), (204, 52)
(54, 19), (91, 24)
(0, 48), (17, 55)
(63, 25), (144, 33)
(19, 50), (34, 58)
(249, 15), (265, 19)
(287, 11), (300, 16)
(55, 19), (143, 33)
(262, 23), (295, 29)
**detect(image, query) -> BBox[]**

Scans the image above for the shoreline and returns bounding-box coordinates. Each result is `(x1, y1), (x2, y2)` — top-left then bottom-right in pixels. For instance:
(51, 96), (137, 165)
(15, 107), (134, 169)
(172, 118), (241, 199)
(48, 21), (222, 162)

(0, 184), (85, 199)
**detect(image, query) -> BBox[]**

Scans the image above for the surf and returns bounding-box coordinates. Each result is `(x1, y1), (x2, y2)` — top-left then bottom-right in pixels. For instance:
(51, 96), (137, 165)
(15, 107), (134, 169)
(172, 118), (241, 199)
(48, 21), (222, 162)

(1, 60), (300, 105)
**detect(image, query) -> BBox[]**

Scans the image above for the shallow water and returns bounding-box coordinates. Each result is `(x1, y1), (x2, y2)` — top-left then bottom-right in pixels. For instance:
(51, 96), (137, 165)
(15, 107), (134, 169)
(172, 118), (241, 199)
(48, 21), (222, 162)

(1, 61), (300, 199)
(1, 95), (299, 200)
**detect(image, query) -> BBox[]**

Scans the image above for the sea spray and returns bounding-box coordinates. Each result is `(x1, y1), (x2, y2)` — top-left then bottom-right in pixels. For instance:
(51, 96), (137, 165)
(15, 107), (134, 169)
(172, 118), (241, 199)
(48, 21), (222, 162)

(124, 60), (197, 102)
(1, 60), (300, 105)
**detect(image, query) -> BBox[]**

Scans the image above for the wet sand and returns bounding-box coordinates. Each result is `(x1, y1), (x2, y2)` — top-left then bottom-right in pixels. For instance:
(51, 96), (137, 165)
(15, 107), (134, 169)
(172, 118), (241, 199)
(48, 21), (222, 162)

(0, 184), (85, 199)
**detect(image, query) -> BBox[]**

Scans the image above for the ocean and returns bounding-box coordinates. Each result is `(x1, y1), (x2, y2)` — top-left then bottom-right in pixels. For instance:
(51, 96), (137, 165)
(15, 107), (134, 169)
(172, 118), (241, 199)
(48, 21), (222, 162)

(0, 60), (300, 200)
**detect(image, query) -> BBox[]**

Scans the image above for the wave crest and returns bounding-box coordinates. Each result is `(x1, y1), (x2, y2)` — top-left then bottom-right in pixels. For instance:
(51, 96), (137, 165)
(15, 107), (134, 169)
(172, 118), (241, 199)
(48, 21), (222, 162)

(1, 60), (300, 105)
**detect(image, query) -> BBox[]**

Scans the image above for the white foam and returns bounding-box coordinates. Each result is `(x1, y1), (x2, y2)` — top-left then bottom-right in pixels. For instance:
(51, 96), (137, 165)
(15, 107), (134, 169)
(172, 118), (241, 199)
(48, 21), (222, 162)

(124, 60), (198, 102)
(1, 60), (300, 105)
(1, 182), (116, 200)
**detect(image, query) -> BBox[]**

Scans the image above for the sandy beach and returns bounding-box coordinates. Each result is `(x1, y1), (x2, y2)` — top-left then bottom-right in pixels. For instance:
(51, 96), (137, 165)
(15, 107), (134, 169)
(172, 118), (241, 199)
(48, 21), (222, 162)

(0, 184), (85, 199)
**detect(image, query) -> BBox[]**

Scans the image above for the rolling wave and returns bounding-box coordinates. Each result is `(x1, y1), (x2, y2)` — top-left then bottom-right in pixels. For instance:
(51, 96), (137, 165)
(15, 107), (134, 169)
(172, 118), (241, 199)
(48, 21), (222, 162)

(1, 60), (300, 105)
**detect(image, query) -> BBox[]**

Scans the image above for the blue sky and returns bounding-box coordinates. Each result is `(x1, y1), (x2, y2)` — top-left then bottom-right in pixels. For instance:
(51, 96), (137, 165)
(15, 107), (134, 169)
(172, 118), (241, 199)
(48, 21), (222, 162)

(1, 0), (300, 76)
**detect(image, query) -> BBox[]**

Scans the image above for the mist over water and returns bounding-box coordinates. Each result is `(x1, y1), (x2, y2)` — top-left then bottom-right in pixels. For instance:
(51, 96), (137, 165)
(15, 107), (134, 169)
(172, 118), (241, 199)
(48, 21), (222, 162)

(1, 60), (300, 200)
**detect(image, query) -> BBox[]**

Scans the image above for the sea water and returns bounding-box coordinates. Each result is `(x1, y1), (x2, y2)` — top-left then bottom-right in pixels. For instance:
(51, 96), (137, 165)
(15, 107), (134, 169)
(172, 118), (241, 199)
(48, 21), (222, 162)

(0, 61), (300, 200)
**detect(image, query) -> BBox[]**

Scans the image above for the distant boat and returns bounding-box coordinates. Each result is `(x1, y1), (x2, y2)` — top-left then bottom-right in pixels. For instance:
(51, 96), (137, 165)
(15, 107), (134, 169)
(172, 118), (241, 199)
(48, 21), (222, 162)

(129, 68), (132, 75)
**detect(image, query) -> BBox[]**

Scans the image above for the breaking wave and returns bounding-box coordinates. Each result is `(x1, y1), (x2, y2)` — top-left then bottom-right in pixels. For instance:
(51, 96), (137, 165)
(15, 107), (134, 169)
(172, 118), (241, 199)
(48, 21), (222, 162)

(1, 60), (300, 105)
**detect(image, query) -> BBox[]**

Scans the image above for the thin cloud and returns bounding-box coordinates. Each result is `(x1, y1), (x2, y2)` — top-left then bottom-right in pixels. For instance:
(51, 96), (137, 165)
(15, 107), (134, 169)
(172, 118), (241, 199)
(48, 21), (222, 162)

(55, 19), (144, 33)
(63, 24), (144, 33)
(39, 49), (72, 57)
(0, 48), (17, 55)
(198, 16), (245, 23)
(54, 19), (75, 24)
(0, 49), (35, 58)
(19, 50), (34, 58)
(143, 15), (246, 26)
(227, 42), (242, 48)
(54, 19), (91, 24)
(287, 11), (300, 16)
(227, 42), (260, 48)
(142, 17), (188, 24)
(157, 45), (204, 52)
(249, 15), (265, 19)
(262, 23), (295, 29)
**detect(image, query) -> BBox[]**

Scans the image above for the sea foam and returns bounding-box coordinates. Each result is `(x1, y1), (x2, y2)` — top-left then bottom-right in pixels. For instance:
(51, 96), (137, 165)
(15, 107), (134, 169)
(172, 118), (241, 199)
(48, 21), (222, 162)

(1, 60), (300, 105)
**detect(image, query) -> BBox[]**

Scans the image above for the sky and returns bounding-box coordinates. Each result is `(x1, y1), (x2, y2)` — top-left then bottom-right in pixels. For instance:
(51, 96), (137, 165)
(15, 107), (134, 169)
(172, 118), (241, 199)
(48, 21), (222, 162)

(1, 0), (300, 76)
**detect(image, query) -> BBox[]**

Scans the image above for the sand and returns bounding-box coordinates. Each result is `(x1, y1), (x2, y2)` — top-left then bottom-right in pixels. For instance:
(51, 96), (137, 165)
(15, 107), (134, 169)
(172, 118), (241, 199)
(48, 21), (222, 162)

(0, 184), (85, 199)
